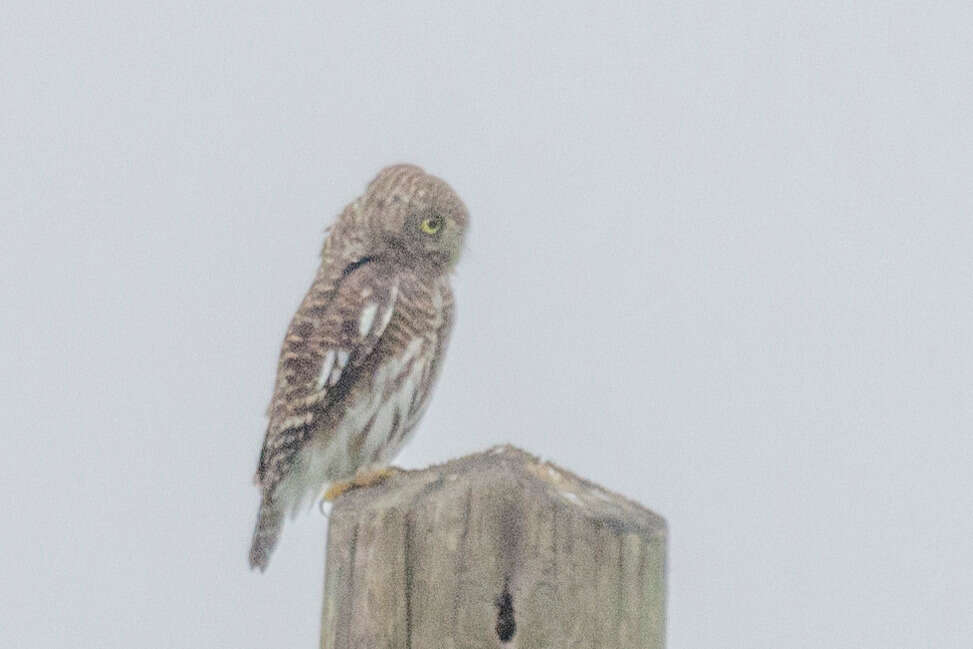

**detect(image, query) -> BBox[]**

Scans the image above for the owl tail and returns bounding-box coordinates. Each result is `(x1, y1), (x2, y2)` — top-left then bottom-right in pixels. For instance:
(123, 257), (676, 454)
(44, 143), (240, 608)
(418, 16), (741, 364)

(249, 498), (283, 572)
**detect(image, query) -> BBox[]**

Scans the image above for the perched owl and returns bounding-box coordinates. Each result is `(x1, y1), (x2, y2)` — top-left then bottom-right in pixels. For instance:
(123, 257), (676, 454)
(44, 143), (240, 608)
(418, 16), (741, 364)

(249, 164), (468, 571)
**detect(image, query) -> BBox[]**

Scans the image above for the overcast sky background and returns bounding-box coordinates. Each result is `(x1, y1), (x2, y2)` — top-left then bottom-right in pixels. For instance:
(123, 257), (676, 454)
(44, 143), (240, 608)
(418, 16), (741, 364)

(2, 3), (971, 648)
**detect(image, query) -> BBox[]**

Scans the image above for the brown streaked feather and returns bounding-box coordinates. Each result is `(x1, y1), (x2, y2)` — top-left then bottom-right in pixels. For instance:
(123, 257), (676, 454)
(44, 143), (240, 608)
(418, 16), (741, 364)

(255, 260), (399, 488)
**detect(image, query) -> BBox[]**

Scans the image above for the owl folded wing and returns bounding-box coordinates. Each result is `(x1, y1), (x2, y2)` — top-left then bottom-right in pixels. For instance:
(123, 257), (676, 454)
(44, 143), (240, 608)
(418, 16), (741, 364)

(255, 262), (399, 486)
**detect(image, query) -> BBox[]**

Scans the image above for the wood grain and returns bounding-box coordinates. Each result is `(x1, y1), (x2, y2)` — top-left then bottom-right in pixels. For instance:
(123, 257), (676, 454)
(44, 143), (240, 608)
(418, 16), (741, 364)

(321, 446), (667, 648)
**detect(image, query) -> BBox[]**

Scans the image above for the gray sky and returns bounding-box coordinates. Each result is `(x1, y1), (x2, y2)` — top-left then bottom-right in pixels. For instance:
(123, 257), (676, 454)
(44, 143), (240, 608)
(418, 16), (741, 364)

(2, 3), (971, 648)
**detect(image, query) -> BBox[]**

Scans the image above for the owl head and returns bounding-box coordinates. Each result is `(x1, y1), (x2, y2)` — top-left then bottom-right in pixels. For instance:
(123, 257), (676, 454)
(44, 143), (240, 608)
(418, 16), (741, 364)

(340, 164), (468, 273)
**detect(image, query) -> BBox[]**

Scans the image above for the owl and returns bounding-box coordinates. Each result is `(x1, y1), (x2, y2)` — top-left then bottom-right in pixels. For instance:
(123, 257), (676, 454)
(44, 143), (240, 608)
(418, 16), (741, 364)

(249, 164), (468, 571)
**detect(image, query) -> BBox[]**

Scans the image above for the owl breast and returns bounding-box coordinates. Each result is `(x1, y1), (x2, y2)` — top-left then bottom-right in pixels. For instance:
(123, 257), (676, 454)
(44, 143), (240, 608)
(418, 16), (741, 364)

(334, 335), (433, 470)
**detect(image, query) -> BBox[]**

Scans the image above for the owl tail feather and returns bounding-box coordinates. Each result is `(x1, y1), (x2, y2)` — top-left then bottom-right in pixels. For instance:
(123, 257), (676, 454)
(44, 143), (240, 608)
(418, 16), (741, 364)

(249, 498), (283, 572)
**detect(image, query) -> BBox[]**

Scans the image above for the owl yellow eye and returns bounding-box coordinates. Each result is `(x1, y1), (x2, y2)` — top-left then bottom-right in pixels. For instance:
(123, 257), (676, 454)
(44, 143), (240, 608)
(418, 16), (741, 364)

(419, 216), (443, 235)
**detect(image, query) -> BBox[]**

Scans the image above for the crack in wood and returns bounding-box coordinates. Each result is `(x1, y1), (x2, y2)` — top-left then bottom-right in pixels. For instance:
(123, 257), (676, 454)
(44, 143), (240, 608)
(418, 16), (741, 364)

(494, 578), (516, 643)
(404, 512), (415, 649)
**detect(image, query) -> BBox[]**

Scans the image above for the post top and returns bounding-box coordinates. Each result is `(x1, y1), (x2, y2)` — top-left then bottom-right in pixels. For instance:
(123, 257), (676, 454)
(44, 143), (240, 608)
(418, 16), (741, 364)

(332, 445), (666, 538)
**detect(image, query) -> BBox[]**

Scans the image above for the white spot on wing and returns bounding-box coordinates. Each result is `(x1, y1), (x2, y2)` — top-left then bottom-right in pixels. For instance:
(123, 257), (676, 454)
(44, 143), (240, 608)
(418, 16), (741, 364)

(328, 349), (349, 386)
(380, 286), (399, 330)
(316, 350), (336, 390)
(359, 303), (378, 337)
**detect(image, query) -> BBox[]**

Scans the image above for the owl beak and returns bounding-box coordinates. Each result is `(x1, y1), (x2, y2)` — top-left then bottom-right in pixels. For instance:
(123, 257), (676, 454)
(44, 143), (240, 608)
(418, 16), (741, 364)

(443, 223), (463, 268)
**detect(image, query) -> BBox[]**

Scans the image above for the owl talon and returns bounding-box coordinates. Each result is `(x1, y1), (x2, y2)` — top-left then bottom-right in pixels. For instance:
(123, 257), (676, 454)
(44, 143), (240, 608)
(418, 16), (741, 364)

(320, 466), (400, 503)
(321, 480), (354, 502)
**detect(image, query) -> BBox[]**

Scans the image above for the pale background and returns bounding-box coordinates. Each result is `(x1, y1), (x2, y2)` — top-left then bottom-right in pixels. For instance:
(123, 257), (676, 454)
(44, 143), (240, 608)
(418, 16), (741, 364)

(2, 3), (971, 648)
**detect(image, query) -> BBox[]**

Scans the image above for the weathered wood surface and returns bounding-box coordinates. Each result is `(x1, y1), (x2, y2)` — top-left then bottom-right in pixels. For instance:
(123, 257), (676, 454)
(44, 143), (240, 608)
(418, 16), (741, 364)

(321, 445), (666, 649)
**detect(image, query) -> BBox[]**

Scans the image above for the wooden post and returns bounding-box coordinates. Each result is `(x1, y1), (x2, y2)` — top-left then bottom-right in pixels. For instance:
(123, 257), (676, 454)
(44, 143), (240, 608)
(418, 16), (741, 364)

(321, 445), (666, 649)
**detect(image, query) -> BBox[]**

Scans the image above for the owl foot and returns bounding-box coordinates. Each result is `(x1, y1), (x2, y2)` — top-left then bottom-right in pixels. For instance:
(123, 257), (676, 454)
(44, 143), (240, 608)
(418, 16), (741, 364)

(320, 466), (400, 502)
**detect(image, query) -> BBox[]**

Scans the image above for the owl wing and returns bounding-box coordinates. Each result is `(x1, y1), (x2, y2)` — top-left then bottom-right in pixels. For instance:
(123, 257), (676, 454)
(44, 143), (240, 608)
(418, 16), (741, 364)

(255, 261), (399, 489)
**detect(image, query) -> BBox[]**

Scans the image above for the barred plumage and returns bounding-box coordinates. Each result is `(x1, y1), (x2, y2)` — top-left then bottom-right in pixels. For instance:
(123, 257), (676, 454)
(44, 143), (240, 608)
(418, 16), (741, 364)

(249, 164), (467, 571)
